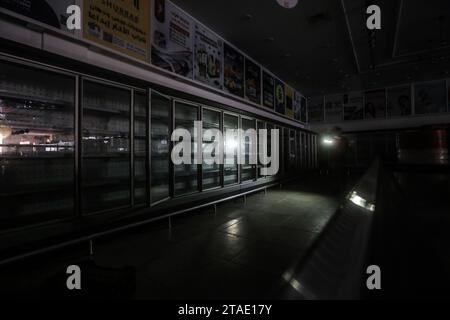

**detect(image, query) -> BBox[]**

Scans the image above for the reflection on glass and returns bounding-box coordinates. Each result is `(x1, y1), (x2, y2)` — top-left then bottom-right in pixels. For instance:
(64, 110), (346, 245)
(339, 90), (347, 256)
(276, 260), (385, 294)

(224, 114), (239, 185)
(151, 92), (170, 203)
(302, 132), (307, 169)
(134, 92), (147, 205)
(82, 81), (131, 213)
(202, 109), (221, 190)
(241, 118), (256, 182)
(289, 129), (296, 172)
(297, 131), (302, 169)
(174, 102), (198, 195)
(266, 123), (274, 177)
(276, 125), (283, 177)
(283, 128), (289, 174)
(0, 62), (75, 226)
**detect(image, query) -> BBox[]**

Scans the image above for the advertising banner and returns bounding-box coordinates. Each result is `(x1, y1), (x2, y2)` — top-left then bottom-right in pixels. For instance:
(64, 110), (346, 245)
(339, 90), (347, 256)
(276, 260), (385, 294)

(343, 91), (364, 121)
(300, 96), (307, 123)
(262, 71), (275, 109)
(293, 91), (301, 121)
(83, 0), (150, 62)
(387, 85), (412, 117)
(285, 85), (294, 118)
(223, 43), (244, 97)
(193, 22), (222, 89)
(0, 0), (75, 31)
(308, 96), (324, 122)
(364, 89), (386, 119)
(325, 94), (343, 123)
(152, 0), (194, 77)
(274, 79), (286, 115)
(244, 58), (261, 104)
(414, 80), (447, 114)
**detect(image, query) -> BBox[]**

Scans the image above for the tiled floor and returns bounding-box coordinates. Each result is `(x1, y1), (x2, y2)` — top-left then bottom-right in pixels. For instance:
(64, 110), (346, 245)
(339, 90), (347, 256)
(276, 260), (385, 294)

(0, 177), (342, 299)
(91, 180), (341, 299)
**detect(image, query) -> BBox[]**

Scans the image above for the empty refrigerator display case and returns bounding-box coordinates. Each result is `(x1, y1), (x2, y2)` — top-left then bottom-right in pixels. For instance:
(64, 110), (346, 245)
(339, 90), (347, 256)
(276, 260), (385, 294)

(257, 121), (266, 179)
(151, 92), (171, 204)
(202, 108), (222, 190)
(82, 80), (131, 213)
(241, 117), (256, 182)
(0, 61), (75, 227)
(134, 91), (148, 205)
(223, 113), (239, 185)
(174, 101), (199, 196)
(290, 129), (296, 172)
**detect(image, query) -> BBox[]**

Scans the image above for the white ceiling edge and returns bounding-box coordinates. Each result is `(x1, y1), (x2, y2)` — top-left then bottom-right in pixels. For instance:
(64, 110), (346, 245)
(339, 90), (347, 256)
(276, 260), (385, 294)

(311, 113), (450, 134)
(0, 17), (308, 130)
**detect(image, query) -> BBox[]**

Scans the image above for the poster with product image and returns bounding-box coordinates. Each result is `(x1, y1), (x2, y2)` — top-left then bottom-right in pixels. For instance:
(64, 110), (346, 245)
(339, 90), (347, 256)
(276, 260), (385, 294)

(274, 79), (286, 115)
(0, 0), (75, 32)
(245, 58), (261, 104)
(343, 91), (364, 121)
(387, 85), (412, 117)
(193, 22), (222, 89)
(223, 43), (244, 97)
(293, 91), (301, 121)
(83, 0), (150, 62)
(152, 0), (194, 78)
(300, 96), (307, 123)
(285, 85), (294, 118)
(364, 89), (386, 119)
(262, 71), (275, 109)
(414, 80), (447, 114)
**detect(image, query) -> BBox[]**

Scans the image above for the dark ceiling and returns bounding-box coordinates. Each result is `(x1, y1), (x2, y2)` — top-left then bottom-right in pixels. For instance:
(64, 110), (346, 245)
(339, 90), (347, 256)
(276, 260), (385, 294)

(171, 0), (450, 97)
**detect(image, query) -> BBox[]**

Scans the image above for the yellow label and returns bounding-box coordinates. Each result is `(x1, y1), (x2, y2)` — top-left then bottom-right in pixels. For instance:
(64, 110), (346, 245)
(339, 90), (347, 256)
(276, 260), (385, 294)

(83, 0), (150, 62)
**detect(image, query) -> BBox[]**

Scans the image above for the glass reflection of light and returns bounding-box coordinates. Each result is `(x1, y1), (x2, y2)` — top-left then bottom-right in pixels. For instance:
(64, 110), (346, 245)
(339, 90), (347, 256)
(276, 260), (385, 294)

(348, 191), (375, 212)
(225, 138), (238, 151)
(282, 271), (302, 292)
(227, 220), (241, 234)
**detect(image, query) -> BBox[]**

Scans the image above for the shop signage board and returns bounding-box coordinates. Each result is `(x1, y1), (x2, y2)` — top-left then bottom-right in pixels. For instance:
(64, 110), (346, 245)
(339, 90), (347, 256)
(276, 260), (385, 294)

(274, 79), (286, 115)
(83, 0), (150, 62)
(364, 89), (386, 119)
(244, 58), (261, 105)
(387, 85), (412, 117)
(0, 0), (75, 32)
(262, 71), (275, 110)
(223, 43), (244, 98)
(285, 85), (294, 118)
(193, 22), (222, 89)
(151, 0), (194, 77)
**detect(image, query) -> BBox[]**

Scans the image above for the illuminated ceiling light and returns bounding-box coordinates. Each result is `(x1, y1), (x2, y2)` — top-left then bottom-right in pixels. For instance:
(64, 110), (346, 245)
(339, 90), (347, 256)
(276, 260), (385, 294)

(277, 0), (298, 9)
(322, 136), (334, 146)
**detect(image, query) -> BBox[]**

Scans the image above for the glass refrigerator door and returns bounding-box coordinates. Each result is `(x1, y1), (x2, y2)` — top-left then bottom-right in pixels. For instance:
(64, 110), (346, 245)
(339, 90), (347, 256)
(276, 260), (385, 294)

(151, 92), (170, 203)
(241, 118), (256, 182)
(82, 80), (131, 213)
(290, 129), (296, 173)
(174, 102), (199, 196)
(0, 61), (75, 227)
(202, 108), (221, 190)
(223, 114), (239, 185)
(257, 121), (266, 179)
(283, 128), (289, 174)
(134, 92), (148, 205)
